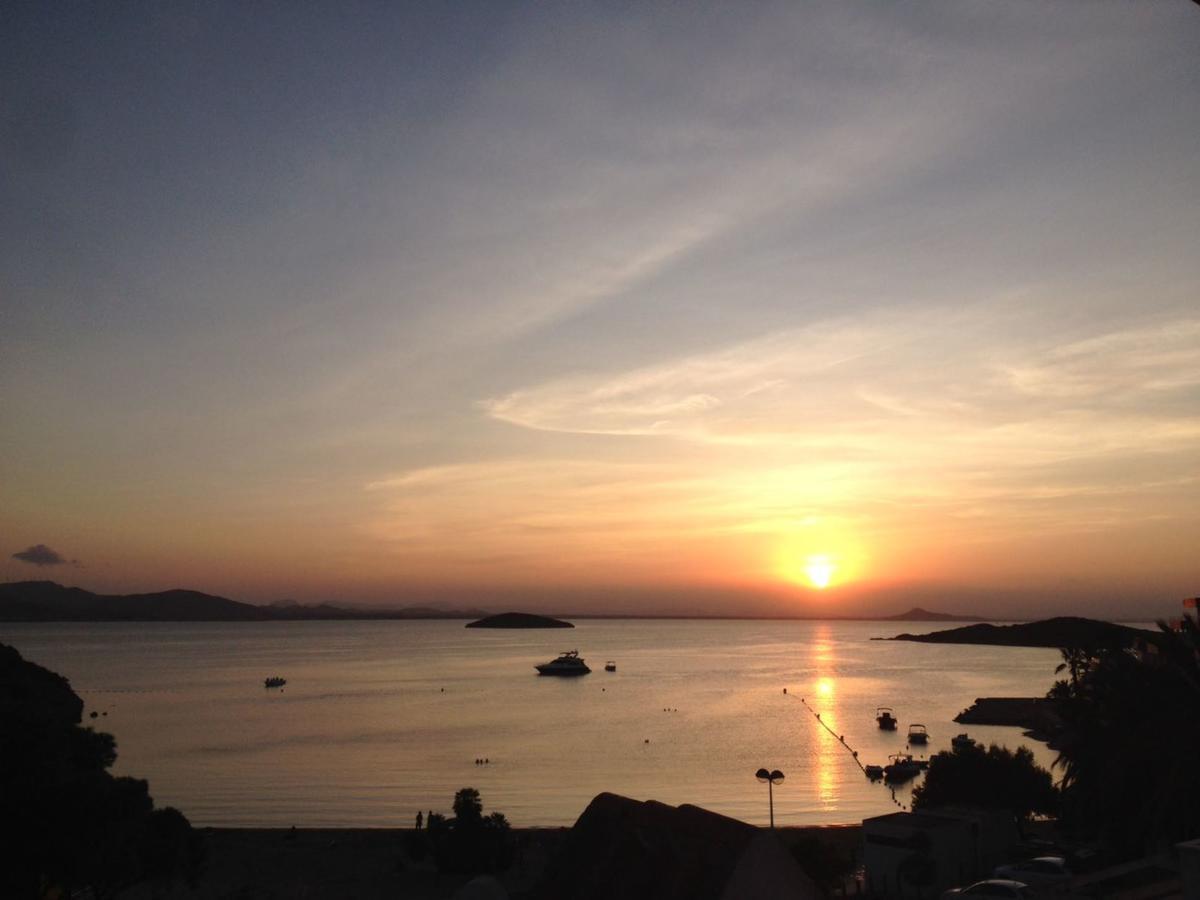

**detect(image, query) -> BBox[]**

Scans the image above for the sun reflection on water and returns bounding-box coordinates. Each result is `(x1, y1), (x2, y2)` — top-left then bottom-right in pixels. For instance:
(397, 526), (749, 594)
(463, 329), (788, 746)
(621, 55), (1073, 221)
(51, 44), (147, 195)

(809, 625), (840, 810)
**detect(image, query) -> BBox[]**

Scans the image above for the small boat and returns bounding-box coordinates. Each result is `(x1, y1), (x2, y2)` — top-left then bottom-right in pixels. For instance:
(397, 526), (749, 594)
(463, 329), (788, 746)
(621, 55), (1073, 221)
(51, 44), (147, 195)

(864, 764), (885, 780)
(605, 661), (616, 672)
(535, 650), (591, 676)
(907, 723), (929, 744)
(884, 753), (922, 782)
(264, 676), (286, 688)
(876, 706), (898, 730)
(951, 732), (976, 751)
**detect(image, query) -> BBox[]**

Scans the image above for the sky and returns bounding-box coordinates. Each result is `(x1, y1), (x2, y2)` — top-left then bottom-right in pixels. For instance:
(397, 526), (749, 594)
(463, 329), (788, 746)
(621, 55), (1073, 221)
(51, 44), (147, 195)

(2, 2), (1198, 619)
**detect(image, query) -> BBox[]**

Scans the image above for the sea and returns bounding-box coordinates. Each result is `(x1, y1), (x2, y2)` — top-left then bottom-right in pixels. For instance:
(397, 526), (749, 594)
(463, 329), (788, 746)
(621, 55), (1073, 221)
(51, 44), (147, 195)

(3, 619), (1070, 829)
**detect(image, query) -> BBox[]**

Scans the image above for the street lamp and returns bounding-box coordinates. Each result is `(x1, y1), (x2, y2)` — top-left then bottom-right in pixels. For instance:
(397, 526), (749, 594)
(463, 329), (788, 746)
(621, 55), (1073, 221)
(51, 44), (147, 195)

(755, 767), (785, 828)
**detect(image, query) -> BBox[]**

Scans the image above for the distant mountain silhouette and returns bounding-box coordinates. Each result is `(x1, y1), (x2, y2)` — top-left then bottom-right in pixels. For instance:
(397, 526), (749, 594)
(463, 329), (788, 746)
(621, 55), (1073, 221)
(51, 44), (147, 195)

(466, 611), (574, 629)
(0, 581), (489, 622)
(881, 606), (982, 622)
(887, 616), (1151, 648)
(0, 581), (264, 621)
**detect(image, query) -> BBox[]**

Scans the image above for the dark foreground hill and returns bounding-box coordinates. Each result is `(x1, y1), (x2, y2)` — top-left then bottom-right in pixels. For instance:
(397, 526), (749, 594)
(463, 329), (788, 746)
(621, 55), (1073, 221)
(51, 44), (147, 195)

(0, 581), (488, 622)
(2, 641), (201, 895)
(466, 611), (574, 628)
(886, 616), (1152, 648)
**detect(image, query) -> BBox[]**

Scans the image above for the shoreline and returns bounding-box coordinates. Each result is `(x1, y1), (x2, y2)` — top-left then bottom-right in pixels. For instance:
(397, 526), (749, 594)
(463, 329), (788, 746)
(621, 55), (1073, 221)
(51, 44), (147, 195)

(117, 823), (862, 899)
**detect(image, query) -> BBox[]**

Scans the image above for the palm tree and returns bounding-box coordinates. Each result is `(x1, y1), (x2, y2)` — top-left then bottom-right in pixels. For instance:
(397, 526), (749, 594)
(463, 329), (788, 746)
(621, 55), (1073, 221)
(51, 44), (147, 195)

(1054, 646), (1091, 686)
(1051, 614), (1200, 855)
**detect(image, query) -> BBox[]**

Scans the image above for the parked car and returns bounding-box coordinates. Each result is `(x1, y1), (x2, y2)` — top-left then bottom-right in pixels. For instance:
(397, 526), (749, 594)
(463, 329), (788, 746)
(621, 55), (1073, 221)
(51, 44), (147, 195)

(993, 856), (1073, 888)
(941, 879), (1036, 899)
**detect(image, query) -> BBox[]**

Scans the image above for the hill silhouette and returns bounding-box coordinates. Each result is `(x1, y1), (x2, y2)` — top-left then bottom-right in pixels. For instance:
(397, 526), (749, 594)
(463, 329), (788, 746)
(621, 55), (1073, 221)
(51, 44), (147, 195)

(0, 581), (264, 621)
(887, 616), (1151, 648)
(0, 581), (488, 622)
(880, 606), (981, 622)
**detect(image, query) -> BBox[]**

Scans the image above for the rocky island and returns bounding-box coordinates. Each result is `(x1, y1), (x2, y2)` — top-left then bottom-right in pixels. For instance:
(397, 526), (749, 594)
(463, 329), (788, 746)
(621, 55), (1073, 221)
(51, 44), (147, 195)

(466, 612), (574, 629)
(954, 697), (1063, 744)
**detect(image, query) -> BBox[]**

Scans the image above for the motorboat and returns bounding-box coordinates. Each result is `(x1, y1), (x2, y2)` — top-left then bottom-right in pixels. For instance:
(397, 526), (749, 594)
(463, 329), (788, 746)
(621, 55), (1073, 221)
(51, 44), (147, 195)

(605, 661), (617, 672)
(884, 754), (922, 782)
(864, 764), (885, 780)
(951, 732), (976, 751)
(535, 650), (591, 676)
(876, 707), (898, 730)
(264, 676), (286, 688)
(907, 723), (929, 744)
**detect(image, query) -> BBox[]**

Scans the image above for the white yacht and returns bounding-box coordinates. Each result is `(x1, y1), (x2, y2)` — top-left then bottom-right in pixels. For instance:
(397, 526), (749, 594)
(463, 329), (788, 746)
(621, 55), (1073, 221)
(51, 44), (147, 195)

(535, 650), (591, 676)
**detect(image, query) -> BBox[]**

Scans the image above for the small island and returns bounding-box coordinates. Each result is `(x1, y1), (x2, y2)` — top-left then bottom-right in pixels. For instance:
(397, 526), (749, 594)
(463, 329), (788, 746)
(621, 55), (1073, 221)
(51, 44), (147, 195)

(465, 611), (574, 629)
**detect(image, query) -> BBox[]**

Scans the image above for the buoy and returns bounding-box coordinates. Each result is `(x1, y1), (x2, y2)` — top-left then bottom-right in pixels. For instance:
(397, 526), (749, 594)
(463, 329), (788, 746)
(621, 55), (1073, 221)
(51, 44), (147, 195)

(644, 739), (650, 743)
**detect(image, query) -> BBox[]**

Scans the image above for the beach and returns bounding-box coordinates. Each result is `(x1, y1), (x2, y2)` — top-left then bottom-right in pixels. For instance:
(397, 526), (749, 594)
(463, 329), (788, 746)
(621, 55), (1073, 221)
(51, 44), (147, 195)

(116, 824), (863, 899)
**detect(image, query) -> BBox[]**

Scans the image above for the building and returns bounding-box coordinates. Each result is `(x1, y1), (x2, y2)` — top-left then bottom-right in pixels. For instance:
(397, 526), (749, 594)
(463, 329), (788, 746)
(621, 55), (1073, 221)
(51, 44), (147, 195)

(862, 807), (1018, 897)
(530, 792), (823, 900)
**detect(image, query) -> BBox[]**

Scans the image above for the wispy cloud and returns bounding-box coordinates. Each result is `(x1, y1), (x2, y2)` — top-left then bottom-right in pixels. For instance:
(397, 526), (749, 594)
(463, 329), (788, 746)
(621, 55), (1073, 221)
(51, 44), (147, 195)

(487, 312), (1200, 464)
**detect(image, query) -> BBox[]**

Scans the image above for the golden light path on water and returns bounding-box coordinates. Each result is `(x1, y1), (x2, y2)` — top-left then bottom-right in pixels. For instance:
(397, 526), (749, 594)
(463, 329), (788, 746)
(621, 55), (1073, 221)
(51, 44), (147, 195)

(810, 626), (840, 811)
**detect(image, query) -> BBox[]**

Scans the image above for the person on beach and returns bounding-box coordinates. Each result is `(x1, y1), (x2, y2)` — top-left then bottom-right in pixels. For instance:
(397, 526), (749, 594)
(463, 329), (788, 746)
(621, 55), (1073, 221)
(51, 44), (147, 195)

(415, 810), (423, 831)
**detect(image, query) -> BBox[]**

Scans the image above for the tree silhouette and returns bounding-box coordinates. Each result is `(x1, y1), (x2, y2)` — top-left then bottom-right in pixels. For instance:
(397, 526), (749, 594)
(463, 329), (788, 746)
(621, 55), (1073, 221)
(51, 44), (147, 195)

(453, 787), (484, 824)
(419, 788), (515, 874)
(912, 742), (1058, 828)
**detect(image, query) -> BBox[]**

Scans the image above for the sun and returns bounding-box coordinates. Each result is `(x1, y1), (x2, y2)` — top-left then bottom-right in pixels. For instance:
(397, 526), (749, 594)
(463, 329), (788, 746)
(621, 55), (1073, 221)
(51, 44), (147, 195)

(772, 528), (866, 590)
(804, 555), (835, 589)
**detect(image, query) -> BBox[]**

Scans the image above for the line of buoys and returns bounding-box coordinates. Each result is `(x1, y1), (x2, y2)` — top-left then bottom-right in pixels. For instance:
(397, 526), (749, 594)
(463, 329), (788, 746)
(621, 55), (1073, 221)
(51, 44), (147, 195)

(785, 689), (919, 809)
(788, 692), (868, 774)
(785, 690), (917, 809)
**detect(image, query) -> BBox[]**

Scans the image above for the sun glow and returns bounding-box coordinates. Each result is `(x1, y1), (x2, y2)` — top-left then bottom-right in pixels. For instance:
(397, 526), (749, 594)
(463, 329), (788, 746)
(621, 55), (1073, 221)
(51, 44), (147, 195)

(805, 555), (835, 589)
(774, 529), (866, 591)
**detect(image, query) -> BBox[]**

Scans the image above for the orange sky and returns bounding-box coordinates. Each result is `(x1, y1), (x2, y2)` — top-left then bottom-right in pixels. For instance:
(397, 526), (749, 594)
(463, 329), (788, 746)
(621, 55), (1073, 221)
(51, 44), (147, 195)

(2, 4), (1198, 619)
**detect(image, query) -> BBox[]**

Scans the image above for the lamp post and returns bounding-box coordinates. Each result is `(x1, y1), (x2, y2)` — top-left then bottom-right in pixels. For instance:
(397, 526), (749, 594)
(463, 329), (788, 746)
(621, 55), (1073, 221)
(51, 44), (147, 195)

(755, 767), (784, 829)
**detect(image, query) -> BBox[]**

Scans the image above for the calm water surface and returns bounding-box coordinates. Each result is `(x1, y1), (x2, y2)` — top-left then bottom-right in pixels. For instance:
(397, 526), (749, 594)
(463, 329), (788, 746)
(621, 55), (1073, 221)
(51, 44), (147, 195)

(3, 619), (1064, 827)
